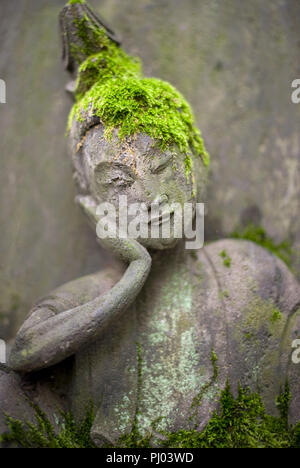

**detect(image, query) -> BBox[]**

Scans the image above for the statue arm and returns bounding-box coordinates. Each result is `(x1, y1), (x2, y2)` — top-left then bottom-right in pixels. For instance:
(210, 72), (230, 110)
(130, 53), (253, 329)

(9, 196), (151, 373)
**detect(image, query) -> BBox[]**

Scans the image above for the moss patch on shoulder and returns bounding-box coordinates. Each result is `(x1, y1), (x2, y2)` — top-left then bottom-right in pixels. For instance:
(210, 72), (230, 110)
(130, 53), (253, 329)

(1, 402), (96, 448)
(230, 224), (293, 268)
(270, 307), (282, 325)
(159, 381), (295, 448)
(75, 49), (142, 98)
(70, 76), (209, 168)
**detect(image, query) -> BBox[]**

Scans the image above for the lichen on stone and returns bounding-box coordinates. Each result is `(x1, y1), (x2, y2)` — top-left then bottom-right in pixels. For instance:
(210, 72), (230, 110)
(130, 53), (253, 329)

(69, 13), (110, 65)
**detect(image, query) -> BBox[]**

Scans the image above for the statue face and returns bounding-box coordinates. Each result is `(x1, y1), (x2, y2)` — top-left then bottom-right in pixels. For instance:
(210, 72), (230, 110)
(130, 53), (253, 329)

(73, 124), (205, 250)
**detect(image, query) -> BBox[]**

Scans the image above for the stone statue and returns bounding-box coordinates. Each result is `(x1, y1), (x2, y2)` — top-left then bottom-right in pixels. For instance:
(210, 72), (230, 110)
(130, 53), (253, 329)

(1, 0), (300, 447)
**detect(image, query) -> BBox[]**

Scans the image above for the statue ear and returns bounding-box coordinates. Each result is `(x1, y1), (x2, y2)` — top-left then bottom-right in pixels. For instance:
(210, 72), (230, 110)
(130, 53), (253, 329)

(59, 1), (121, 75)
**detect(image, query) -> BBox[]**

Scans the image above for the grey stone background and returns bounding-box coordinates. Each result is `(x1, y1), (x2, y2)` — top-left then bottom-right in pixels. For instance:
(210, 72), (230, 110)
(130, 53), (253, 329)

(0, 0), (299, 342)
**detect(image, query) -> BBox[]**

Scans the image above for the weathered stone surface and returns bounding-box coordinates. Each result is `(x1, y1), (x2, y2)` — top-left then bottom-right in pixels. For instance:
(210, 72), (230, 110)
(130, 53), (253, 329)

(0, 366), (34, 443)
(68, 239), (300, 445)
(0, 0), (299, 343)
(1, 239), (300, 445)
(0, 0), (115, 343)
(96, 0), (300, 272)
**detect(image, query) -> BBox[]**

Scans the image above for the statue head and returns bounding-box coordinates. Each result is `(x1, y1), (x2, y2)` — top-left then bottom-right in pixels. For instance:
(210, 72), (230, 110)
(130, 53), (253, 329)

(63, 0), (209, 250)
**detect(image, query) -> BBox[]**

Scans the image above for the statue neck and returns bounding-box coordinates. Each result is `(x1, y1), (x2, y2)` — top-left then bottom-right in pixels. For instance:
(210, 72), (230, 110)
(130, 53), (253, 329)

(150, 239), (187, 269)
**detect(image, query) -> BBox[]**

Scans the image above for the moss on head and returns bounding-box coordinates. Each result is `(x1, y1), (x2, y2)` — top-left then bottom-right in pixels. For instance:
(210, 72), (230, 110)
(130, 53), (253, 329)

(0, 402), (96, 448)
(67, 0), (86, 5)
(75, 48), (142, 98)
(70, 75), (209, 170)
(67, 9), (210, 173)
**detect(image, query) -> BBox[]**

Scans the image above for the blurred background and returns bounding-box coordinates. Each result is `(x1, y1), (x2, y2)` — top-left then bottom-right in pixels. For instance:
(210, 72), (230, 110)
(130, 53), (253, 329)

(0, 0), (299, 343)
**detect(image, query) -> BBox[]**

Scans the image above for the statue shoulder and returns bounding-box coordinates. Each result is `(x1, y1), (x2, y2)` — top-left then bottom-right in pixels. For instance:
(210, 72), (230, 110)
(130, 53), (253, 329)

(200, 238), (300, 313)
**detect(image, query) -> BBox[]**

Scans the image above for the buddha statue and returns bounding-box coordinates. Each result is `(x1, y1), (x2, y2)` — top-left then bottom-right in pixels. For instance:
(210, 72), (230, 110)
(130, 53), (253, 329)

(2, 0), (300, 447)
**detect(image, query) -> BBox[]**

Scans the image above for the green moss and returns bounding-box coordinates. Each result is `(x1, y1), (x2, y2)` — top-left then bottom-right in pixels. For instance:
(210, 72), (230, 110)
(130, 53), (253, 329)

(0, 402), (96, 448)
(210, 349), (218, 378)
(230, 224), (293, 268)
(160, 381), (295, 448)
(184, 154), (193, 180)
(244, 331), (254, 341)
(68, 9), (113, 66)
(219, 250), (231, 268)
(118, 379), (297, 448)
(276, 381), (291, 429)
(3, 382), (300, 449)
(67, 0), (85, 5)
(67, 7), (210, 173)
(269, 307), (282, 324)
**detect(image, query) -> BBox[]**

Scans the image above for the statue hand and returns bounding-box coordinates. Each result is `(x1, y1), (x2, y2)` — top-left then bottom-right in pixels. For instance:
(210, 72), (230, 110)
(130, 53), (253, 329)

(9, 196), (151, 372)
(76, 194), (151, 265)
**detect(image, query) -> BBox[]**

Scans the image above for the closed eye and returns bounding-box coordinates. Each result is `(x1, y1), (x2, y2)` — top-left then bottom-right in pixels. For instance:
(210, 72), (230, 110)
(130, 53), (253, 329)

(111, 173), (134, 182)
(101, 174), (134, 188)
(113, 174), (135, 186)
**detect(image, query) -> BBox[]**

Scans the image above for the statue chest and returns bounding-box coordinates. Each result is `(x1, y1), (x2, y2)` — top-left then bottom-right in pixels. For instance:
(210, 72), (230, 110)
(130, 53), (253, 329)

(70, 251), (221, 446)
(69, 242), (300, 446)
